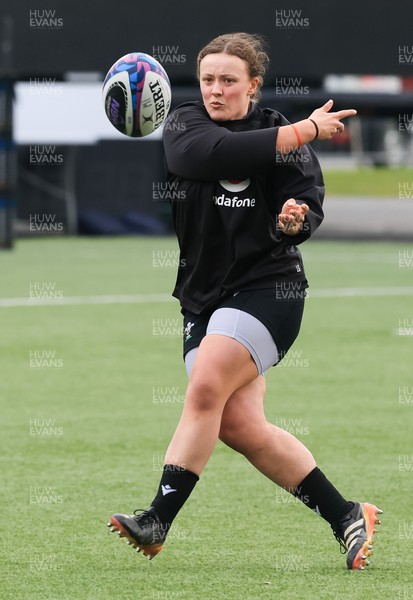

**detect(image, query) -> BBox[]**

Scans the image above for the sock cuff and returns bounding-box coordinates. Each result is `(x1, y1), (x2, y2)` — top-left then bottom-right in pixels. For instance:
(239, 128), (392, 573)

(293, 466), (320, 496)
(163, 464), (200, 481)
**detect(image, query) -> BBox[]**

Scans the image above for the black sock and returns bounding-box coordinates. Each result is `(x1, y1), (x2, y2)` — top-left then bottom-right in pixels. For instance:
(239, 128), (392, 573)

(293, 467), (354, 526)
(150, 464), (199, 527)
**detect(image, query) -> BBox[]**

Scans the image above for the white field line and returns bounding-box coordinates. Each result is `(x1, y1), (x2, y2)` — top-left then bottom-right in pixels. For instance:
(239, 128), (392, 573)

(0, 287), (412, 308)
(0, 293), (173, 308)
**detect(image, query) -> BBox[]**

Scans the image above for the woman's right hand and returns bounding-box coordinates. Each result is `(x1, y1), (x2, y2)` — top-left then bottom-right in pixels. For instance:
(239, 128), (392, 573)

(308, 99), (357, 140)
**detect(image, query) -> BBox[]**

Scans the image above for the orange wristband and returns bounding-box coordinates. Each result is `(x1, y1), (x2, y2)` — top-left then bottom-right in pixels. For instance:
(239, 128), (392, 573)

(291, 123), (302, 146)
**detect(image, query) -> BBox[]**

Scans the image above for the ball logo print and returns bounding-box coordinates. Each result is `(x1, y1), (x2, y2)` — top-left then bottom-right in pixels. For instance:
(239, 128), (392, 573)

(219, 179), (251, 192)
(102, 52), (172, 137)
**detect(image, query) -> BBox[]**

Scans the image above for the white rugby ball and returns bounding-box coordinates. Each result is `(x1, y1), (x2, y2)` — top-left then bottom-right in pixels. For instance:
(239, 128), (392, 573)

(102, 52), (171, 137)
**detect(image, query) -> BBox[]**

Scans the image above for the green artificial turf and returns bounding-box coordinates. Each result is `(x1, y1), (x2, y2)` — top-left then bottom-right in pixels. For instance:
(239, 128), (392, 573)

(323, 167), (413, 197)
(1, 237), (412, 599)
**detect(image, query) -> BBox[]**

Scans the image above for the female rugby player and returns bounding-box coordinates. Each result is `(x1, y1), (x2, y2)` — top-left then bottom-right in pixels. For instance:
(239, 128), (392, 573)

(109, 32), (382, 570)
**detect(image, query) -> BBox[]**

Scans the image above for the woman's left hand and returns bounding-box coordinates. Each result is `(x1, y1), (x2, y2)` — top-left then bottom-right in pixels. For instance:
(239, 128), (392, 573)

(278, 199), (309, 235)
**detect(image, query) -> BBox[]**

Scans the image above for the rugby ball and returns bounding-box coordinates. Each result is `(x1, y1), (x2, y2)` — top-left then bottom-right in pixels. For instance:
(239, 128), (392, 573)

(102, 52), (171, 137)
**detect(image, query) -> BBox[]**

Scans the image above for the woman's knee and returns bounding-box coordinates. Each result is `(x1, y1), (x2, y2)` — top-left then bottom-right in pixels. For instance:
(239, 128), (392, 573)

(219, 394), (269, 453)
(218, 419), (245, 450)
(185, 373), (227, 413)
(219, 417), (270, 454)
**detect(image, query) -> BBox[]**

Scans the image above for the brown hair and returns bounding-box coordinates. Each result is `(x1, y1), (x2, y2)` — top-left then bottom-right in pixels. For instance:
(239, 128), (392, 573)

(197, 32), (269, 102)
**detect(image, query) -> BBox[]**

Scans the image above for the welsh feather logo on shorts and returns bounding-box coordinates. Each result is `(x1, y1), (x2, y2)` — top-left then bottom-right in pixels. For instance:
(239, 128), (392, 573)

(184, 321), (195, 342)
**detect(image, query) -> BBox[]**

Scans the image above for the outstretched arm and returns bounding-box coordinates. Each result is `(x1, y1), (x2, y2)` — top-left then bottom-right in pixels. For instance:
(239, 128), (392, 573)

(163, 100), (357, 181)
(276, 99), (357, 154)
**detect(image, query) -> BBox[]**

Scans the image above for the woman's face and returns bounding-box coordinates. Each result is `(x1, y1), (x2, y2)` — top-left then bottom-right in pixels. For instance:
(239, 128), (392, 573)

(199, 53), (259, 121)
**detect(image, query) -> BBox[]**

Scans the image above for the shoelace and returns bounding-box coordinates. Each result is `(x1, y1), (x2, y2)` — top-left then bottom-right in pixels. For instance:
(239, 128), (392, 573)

(132, 508), (170, 540)
(132, 509), (157, 526)
(333, 531), (348, 554)
(331, 503), (358, 555)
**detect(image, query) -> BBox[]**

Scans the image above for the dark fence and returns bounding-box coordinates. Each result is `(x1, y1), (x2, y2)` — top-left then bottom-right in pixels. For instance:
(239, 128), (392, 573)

(3, 0), (413, 80)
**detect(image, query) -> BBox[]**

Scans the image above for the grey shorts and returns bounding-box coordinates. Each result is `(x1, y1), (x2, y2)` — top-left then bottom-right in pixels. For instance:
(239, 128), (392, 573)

(182, 286), (306, 377)
(184, 307), (278, 377)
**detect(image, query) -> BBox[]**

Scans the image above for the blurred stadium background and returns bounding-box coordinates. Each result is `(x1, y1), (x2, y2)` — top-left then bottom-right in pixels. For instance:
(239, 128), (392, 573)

(1, 1), (413, 599)
(0, 0), (412, 242)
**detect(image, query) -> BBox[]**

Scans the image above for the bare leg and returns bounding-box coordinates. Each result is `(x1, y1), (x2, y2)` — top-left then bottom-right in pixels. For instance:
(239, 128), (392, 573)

(164, 334), (259, 475)
(219, 376), (316, 489)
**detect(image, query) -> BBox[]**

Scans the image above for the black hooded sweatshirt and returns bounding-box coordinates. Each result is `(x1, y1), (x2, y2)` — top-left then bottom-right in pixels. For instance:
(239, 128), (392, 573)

(162, 101), (325, 315)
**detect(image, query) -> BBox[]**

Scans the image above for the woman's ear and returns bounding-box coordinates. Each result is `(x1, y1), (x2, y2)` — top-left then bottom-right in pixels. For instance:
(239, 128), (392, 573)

(248, 77), (260, 97)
